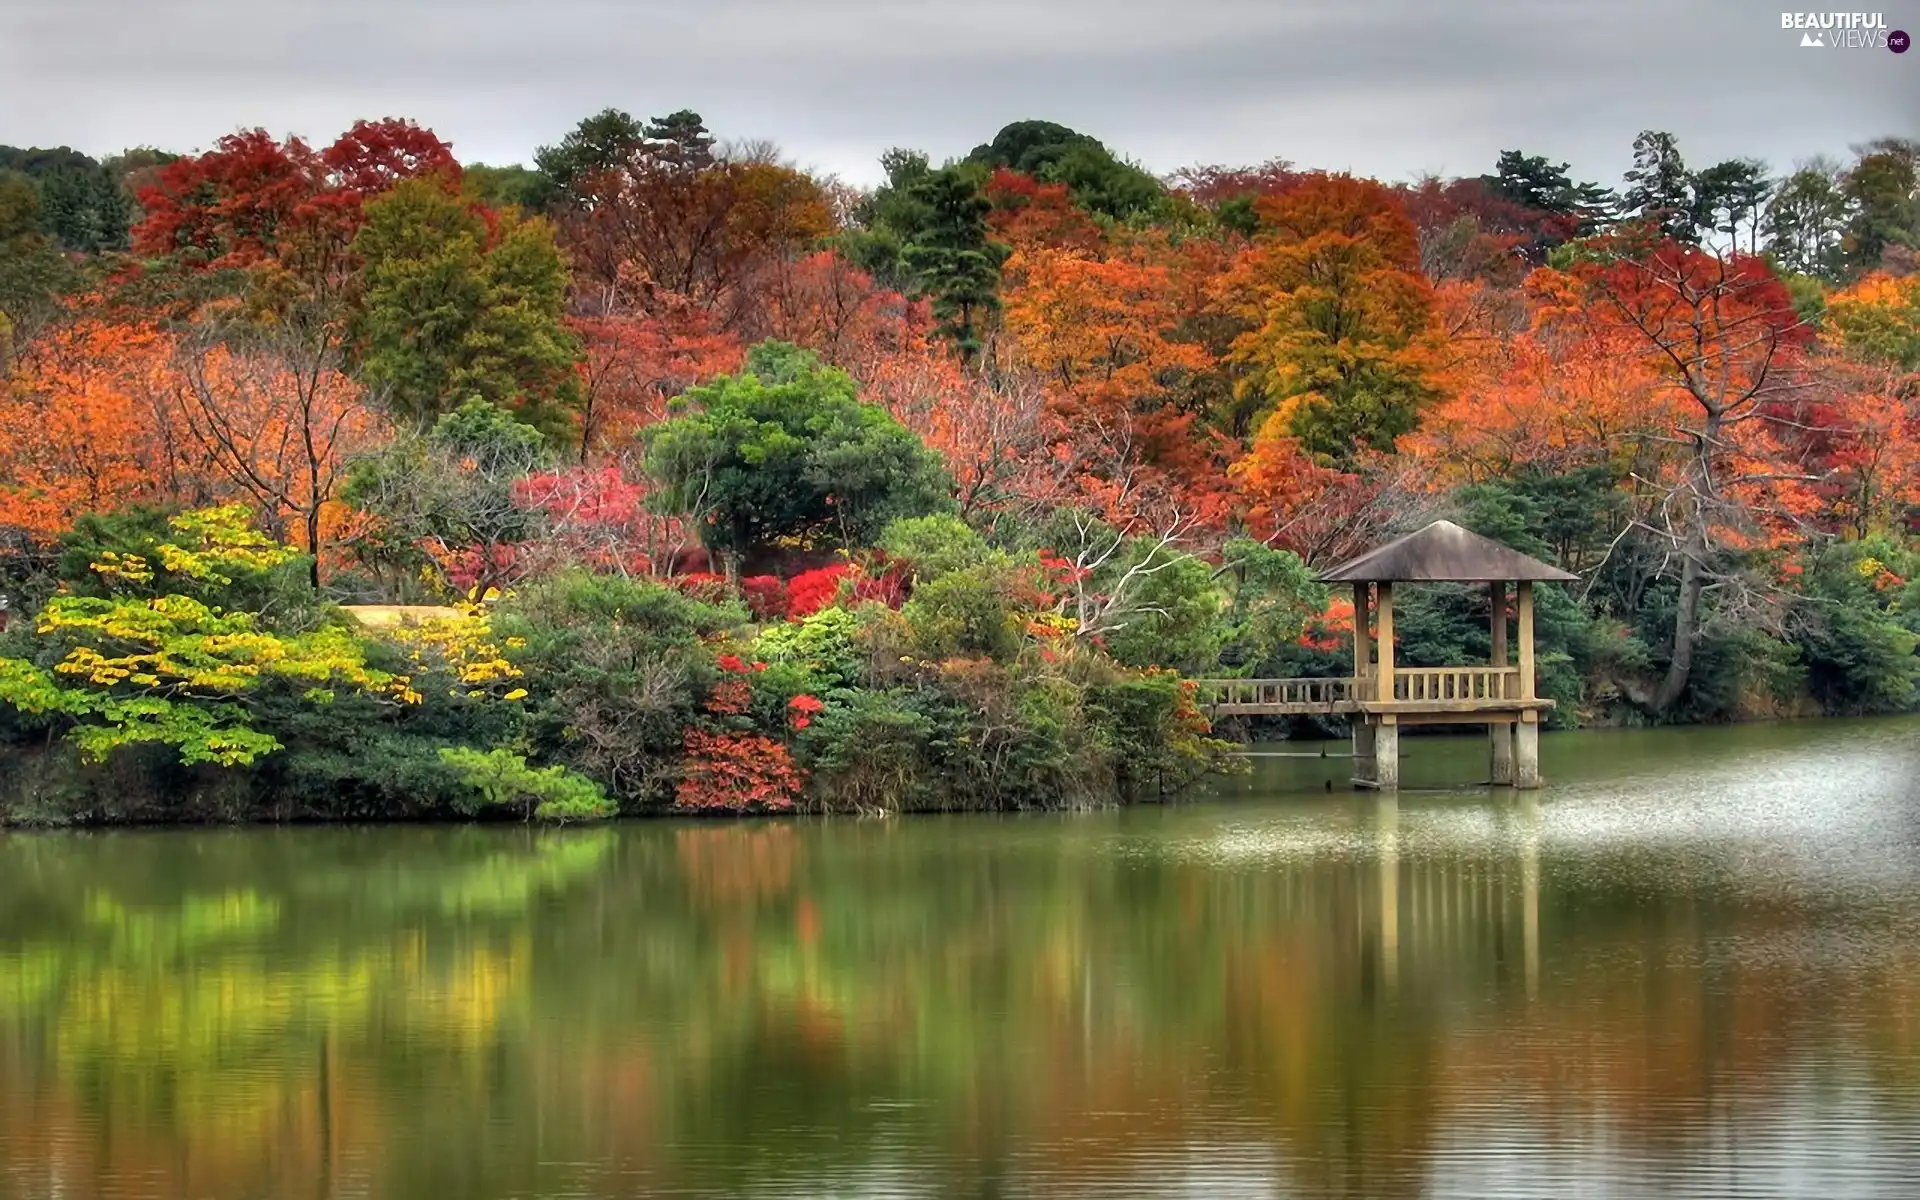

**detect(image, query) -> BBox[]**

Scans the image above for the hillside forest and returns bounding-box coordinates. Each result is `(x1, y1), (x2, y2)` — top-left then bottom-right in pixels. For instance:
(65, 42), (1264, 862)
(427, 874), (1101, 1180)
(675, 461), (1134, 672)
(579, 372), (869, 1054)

(0, 114), (1917, 822)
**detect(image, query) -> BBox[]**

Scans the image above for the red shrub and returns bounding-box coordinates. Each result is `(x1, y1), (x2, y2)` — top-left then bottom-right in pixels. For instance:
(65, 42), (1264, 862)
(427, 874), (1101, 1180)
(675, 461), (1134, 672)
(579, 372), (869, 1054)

(788, 693), (825, 730)
(675, 730), (806, 812)
(740, 574), (790, 621)
(852, 563), (909, 609)
(786, 563), (853, 617)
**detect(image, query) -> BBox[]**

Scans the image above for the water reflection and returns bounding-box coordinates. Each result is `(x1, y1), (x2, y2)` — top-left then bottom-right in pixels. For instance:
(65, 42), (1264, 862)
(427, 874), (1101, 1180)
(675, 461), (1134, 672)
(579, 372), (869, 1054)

(0, 720), (1918, 1198)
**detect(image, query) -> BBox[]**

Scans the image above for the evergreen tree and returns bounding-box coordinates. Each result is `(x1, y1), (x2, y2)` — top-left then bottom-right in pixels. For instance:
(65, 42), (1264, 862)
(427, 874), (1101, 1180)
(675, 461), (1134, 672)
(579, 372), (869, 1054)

(352, 179), (583, 441)
(1764, 163), (1849, 280)
(91, 169), (131, 251)
(966, 119), (1167, 221)
(642, 110), (716, 171)
(838, 148), (935, 292)
(533, 108), (645, 204)
(1622, 130), (1697, 242)
(1691, 158), (1772, 256)
(1484, 149), (1616, 235)
(643, 341), (955, 567)
(1841, 143), (1919, 274)
(900, 167), (1007, 359)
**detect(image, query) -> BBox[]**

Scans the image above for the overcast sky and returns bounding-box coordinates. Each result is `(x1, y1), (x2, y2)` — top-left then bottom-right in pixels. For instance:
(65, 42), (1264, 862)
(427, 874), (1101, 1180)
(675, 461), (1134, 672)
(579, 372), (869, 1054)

(0, 0), (1914, 188)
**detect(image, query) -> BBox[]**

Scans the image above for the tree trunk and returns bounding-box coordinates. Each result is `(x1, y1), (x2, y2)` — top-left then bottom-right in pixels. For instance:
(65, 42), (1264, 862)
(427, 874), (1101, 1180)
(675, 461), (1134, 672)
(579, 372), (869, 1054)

(306, 507), (324, 591)
(1623, 523), (1706, 714)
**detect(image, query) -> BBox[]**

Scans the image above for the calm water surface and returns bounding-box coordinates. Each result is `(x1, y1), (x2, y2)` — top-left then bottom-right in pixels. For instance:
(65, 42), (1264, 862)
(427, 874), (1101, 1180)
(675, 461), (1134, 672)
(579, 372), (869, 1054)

(4, 719), (1920, 1199)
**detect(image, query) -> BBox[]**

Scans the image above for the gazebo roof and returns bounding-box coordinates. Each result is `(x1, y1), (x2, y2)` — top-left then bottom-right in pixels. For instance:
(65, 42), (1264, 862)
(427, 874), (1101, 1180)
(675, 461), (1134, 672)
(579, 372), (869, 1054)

(1317, 520), (1578, 584)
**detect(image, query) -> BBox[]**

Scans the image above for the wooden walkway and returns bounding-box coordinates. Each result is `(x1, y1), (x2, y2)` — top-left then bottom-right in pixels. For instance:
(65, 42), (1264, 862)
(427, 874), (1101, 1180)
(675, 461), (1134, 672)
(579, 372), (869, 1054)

(1196, 667), (1552, 719)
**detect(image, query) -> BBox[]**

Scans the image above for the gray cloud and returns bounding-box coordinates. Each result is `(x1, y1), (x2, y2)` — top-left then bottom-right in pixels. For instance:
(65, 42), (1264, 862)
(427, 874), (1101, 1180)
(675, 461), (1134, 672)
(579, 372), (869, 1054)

(1, 0), (1913, 189)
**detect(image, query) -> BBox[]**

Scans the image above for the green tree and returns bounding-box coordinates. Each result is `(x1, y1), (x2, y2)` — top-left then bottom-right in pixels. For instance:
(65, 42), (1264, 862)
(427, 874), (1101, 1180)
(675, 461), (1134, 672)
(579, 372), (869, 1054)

(1841, 142), (1919, 274)
(901, 167), (1008, 358)
(352, 178), (583, 439)
(1764, 163), (1849, 280)
(0, 506), (401, 767)
(840, 149), (937, 291)
(342, 398), (553, 597)
(437, 747), (615, 822)
(643, 341), (955, 570)
(1690, 158), (1771, 255)
(642, 109), (716, 171)
(0, 176), (76, 358)
(533, 108), (645, 203)
(967, 120), (1168, 221)
(463, 163), (551, 212)
(1621, 130), (1697, 243)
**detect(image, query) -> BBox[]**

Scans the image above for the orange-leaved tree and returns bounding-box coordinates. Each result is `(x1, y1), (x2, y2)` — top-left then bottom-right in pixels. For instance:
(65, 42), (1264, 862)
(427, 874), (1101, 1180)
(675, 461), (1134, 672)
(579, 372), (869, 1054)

(1003, 244), (1228, 530)
(172, 315), (390, 586)
(1570, 241), (1816, 712)
(0, 319), (185, 541)
(1218, 173), (1446, 466)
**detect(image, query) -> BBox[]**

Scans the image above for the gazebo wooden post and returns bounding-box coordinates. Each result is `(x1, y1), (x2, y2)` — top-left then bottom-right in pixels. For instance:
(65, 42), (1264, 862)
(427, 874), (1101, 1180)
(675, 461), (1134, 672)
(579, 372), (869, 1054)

(1352, 584), (1376, 775)
(1515, 581), (1540, 789)
(1374, 582), (1399, 790)
(1489, 582), (1514, 786)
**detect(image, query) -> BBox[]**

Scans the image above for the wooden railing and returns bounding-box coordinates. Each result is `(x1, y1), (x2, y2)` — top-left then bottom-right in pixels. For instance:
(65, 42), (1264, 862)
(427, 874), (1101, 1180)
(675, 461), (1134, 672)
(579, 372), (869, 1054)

(1201, 677), (1356, 711)
(1383, 666), (1521, 703)
(1193, 667), (1530, 714)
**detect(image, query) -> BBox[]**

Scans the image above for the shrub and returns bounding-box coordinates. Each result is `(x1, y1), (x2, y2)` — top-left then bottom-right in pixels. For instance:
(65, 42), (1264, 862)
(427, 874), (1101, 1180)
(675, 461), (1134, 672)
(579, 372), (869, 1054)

(740, 574), (789, 620)
(674, 730), (805, 812)
(437, 746), (616, 823)
(901, 566), (1024, 660)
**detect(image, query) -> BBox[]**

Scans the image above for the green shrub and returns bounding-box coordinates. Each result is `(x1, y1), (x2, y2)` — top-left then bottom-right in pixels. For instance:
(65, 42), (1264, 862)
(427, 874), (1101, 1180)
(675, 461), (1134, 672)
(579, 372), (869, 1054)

(900, 566), (1023, 660)
(437, 746), (615, 823)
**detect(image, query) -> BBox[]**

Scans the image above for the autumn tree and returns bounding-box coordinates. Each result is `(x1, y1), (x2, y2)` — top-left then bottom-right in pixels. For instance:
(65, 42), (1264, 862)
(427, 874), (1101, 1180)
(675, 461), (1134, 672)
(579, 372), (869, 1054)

(0, 320), (183, 541)
(1220, 173), (1444, 464)
(1003, 244), (1225, 527)
(133, 120), (457, 279)
(1573, 242), (1815, 713)
(172, 311), (388, 587)
(352, 178), (583, 439)
(861, 338), (1052, 519)
(983, 169), (1104, 255)
(572, 293), (741, 457)
(553, 111), (835, 334)
(0, 505), (404, 767)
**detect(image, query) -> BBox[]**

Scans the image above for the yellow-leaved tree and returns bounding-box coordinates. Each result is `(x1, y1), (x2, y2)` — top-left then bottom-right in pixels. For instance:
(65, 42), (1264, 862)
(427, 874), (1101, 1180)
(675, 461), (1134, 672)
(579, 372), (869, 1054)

(0, 505), (412, 766)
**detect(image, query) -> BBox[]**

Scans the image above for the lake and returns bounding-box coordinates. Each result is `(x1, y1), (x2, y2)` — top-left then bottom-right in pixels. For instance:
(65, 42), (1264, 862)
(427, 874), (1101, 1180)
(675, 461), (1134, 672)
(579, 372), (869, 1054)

(3, 718), (1920, 1198)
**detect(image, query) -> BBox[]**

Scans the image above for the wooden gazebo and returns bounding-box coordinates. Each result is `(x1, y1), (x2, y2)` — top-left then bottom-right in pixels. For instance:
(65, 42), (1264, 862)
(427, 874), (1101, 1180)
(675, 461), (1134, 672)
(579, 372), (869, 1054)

(1198, 520), (1576, 791)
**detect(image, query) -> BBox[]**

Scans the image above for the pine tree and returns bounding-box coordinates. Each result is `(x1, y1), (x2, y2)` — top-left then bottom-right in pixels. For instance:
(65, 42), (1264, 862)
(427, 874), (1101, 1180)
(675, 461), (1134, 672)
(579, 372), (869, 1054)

(1691, 158), (1772, 256)
(1765, 164), (1850, 280)
(1622, 130), (1698, 243)
(900, 167), (1007, 359)
(643, 110), (716, 171)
